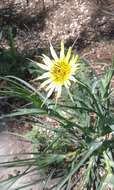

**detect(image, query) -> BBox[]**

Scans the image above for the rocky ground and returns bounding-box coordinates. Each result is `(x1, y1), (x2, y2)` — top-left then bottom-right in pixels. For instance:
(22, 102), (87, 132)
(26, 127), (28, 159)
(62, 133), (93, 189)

(0, 0), (114, 50)
(0, 132), (43, 190)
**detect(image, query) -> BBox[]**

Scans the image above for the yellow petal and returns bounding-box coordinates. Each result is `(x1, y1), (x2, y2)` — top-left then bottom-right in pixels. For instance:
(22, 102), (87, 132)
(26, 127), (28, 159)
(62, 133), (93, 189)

(42, 54), (52, 66)
(50, 43), (58, 60)
(41, 86), (55, 107)
(64, 81), (69, 89)
(73, 55), (80, 64)
(37, 72), (49, 80)
(40, 79), (51, 88)
(47, 86), (55, 98)
(60, 40), (64, 59)
(66, 80), (71, 86)
(66, 47), (72, 62)
(69, 55), (75, 65)
(56, 86), (62, 101)
(36, 62), (49, 70)
(46, 83), (55, 91)
(71, 64), (79, 73)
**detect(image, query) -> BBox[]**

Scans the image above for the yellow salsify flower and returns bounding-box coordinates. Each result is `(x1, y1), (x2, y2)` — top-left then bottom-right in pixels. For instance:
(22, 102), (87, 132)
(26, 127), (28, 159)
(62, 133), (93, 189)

(35, 41), (80, 102)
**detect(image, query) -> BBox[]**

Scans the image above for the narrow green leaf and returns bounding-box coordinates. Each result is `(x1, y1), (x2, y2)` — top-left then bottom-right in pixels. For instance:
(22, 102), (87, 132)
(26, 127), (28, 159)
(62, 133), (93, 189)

(0, 108), (47, 120)
(43, 169), (55, 189)
(55, 140), (103, 190)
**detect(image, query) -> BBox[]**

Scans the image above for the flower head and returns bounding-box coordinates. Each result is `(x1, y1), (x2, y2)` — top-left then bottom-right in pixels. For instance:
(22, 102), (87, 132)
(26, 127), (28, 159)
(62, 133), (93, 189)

(35, 41), (79, 102)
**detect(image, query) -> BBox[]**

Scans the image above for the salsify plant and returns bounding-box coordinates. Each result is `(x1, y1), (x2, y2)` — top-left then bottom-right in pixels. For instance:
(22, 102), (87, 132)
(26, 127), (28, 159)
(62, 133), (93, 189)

(0, 41), (114, 190)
